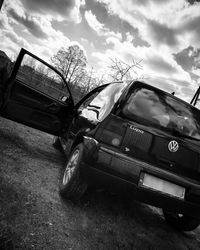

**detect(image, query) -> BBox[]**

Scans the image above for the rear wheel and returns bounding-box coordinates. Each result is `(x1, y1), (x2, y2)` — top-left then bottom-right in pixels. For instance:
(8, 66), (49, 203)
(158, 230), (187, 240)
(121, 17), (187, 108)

(163, 210), (200, 231)
(59, 143), (87, 200)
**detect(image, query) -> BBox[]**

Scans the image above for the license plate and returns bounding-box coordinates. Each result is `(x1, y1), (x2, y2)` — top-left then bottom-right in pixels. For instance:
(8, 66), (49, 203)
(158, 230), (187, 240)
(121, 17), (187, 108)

(139, 173), (185, 199)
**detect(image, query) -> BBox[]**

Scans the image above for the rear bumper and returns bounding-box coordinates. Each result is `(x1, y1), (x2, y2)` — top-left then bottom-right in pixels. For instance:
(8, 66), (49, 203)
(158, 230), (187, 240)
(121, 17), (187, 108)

(81, 137), (200, 219)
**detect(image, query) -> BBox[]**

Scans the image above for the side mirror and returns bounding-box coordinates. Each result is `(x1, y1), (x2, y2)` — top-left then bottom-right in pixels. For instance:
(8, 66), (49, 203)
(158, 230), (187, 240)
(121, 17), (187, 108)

(61, 96), (69, 102)
(77, 106), (84, 115)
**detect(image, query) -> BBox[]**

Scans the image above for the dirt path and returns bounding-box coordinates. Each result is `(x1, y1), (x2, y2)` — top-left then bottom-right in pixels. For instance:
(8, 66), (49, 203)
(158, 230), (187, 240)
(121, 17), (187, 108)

(0, 117), (200, 250)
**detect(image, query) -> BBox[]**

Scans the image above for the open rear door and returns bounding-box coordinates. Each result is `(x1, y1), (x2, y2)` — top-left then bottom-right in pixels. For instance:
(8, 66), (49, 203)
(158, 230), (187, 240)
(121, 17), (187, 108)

(1, 48), (74, 135)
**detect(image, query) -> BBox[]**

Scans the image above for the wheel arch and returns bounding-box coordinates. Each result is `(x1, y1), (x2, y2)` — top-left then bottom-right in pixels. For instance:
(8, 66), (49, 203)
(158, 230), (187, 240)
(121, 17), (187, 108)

(70, 131), (85, 153)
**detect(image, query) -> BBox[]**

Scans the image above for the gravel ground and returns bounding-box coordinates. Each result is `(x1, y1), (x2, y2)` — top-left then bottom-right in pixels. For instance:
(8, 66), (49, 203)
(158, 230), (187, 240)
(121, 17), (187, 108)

(0, 117), (200, 250)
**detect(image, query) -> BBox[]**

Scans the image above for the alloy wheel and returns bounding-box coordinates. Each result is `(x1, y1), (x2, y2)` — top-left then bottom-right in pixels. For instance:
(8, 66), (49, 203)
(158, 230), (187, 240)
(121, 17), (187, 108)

(62, 149), (79, 185)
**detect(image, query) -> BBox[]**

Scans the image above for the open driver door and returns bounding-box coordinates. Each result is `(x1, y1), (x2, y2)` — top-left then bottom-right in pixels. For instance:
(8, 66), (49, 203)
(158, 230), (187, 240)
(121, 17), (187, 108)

(0, 48), (74, 136)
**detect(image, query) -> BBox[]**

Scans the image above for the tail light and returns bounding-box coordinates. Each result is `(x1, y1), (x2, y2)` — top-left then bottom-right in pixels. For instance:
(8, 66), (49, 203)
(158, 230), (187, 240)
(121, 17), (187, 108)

(96, 115), (126, 147)
(100, 130), (122, 146)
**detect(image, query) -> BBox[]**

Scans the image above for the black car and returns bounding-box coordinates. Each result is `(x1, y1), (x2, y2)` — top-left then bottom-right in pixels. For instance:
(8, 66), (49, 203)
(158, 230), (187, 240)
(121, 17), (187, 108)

(1, 49), (200, 231)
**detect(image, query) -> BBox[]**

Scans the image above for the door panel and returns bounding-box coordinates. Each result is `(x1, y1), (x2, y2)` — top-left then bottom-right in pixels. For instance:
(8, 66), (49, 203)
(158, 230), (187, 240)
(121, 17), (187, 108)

(1, 48), (74, 135)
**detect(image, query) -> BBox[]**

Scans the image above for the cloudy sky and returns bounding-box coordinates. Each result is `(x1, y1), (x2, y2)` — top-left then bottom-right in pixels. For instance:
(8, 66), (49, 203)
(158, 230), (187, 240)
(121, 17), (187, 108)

(0, 0), (200, 101)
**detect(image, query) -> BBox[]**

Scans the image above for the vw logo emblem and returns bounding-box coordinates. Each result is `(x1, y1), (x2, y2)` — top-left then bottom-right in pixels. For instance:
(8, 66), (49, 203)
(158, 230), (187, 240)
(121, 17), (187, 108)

(168, 140), (179, 152)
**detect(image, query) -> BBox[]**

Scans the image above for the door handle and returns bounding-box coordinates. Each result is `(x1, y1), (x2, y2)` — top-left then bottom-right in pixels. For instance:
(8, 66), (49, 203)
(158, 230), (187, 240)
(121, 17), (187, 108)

(45, 102), (60, 112)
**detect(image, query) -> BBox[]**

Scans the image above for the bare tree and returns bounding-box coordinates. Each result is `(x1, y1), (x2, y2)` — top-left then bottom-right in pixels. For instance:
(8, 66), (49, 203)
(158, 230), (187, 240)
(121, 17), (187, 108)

(109, 57), (143, 81)
(51, 45), (87, 88)
(79, 67), (95, 93)
(79, 67), (107, 96)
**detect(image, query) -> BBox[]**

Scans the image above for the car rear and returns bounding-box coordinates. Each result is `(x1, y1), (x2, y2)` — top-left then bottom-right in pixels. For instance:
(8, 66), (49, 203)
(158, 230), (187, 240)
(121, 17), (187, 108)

(81, 81), (200, 220)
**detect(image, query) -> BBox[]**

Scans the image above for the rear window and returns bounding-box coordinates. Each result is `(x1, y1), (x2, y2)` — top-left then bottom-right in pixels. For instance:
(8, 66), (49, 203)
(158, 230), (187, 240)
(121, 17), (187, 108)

(122, 87), (200, 140)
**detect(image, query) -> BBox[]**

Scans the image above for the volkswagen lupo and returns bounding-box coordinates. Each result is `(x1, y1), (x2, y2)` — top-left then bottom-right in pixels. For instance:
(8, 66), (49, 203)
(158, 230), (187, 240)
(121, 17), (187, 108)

(1, 49), (200, 231)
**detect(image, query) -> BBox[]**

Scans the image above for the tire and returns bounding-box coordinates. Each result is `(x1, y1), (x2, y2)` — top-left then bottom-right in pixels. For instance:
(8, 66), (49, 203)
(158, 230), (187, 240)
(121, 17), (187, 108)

(59, 143), (87, 200)
(52, 136), (62, 151)
(163, 210), (200, 231)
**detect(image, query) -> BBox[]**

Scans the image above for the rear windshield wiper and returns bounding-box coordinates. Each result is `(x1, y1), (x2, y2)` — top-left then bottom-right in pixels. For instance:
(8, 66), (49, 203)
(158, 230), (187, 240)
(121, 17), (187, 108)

(168, 128), (200, 141)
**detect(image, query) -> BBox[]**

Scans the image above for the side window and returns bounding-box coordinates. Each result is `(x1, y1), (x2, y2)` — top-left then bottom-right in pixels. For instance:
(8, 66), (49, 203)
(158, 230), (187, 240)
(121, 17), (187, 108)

(81, 81), (127, 122)
(16, 54), (69, 102)
(78, 91), (100, 111)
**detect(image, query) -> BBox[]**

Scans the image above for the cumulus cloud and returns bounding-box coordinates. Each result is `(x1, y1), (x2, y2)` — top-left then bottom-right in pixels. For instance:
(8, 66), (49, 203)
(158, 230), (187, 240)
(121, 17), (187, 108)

(175, 47), (200, 71)
(107, 36), (190, 79)
(91, 33), (196, 99)
(0, 1), (80, 61)
(0, 10), (31, 57)
(146, 56), (179, 75)
(97, 0), (200, 52)
(178, 15), (200, 48)
(92, 0), (200, 100)
(21, 0), (85, 23)
(7, 8), (48, 39)
(84, 10), (122, 40)
(146, 20), (178, 47)
(4, 1), (53, 40)
(174, 46), (200, 81)
(3, 30), (30, 49)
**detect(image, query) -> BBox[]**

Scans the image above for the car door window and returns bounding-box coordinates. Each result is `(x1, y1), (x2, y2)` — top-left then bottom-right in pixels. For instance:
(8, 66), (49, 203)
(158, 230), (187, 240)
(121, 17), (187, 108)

(81, 81), (128, 123)
(16, 54), (70, 102)
(77, 91), (100, 112)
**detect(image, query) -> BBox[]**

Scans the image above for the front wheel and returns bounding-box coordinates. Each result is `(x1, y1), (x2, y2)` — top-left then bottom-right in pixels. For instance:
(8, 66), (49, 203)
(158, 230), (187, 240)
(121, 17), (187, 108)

(163, 210), (200, 231)
(59, 144), (87, 200)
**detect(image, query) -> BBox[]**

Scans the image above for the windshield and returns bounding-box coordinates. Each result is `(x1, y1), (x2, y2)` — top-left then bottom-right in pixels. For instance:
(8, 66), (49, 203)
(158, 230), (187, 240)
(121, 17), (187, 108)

(122, 87), (200, 140)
